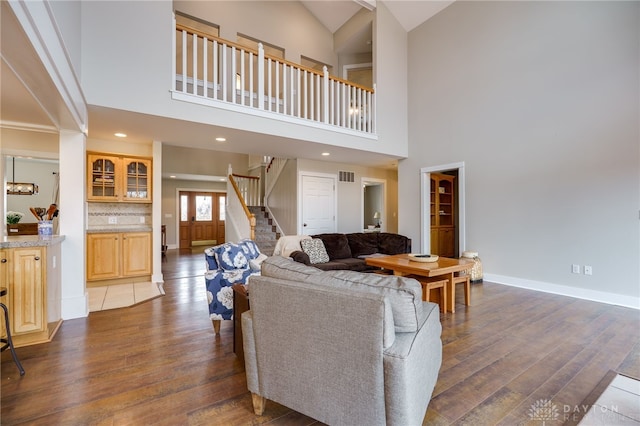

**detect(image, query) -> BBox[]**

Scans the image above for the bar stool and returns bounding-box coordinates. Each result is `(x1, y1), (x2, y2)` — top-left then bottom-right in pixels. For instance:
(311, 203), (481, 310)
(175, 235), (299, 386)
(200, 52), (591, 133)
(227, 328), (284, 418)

(407, 275), (448, 313)
(0, 287), (25, 376)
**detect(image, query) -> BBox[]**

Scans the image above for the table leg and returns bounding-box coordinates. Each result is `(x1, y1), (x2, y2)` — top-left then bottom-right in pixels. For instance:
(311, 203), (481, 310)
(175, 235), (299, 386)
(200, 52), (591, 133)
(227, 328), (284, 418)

(446, 272), (455, 313)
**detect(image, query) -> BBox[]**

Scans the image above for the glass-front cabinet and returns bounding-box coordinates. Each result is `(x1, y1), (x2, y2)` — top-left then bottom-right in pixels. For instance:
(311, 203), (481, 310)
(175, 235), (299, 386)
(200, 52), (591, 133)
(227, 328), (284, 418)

(123, 159), (150, 201)
(87, 153), (152, 202)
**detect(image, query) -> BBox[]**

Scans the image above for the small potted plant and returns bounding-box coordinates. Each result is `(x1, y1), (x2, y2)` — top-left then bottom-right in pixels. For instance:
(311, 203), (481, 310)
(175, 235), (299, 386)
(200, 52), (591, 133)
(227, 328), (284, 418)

(6, 211), (23, 225)
(6, 211), (25, 235)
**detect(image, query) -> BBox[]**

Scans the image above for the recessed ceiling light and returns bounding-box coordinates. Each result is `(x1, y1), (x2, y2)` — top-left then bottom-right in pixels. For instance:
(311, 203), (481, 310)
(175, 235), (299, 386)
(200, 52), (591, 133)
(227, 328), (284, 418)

(321, 152), (330, 156)
(215, 137), (226, 142)
(169, 175), (176, 179)
(114, 132), (127, 138)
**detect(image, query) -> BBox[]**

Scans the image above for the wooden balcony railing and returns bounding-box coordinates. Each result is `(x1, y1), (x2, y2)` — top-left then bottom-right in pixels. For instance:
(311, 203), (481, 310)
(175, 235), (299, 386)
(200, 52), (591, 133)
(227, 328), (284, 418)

(173, 23), (376, 134)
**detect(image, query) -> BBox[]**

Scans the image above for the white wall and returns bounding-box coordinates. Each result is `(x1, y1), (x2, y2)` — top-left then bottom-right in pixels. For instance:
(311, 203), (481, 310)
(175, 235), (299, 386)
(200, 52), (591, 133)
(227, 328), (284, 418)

(297, 158), (398, 233)
(402, 1), (639, 304)
(373, 1), (408, 158)
(49, 0), (82, 76)
(5, 158), (59, 223)
(78, 1), (406, 158)
(175, 0), (336, 67)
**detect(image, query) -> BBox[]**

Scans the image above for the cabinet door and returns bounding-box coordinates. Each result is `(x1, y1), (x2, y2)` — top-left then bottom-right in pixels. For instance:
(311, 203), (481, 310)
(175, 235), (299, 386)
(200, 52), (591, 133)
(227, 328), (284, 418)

(122, 232), (151, 276)
(122, 158), (152, 202)
(88, 154), (120, 201)
(0, 249), (10, 337)
(87, 233), (121, 281)
(11, 248), (45, 334)
(430, 228), (438, 255)
(438, 228), (455, 258)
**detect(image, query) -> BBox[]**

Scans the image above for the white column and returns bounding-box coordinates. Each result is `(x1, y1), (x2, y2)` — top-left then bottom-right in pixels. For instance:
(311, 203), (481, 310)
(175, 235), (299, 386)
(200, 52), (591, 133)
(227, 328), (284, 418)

(0, 150), (5, 236)
(152, 141), (163, 284)
(59, 130), (88, 319)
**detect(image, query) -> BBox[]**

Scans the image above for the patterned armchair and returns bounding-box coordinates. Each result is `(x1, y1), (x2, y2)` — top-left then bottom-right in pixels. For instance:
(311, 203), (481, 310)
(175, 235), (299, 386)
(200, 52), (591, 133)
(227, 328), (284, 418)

(204, 239), (264, 334)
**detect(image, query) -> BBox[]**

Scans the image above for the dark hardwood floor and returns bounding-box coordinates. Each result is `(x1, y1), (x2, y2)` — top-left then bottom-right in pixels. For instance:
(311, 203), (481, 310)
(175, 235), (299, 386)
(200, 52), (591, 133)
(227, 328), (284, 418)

(2, 250), (639, 425)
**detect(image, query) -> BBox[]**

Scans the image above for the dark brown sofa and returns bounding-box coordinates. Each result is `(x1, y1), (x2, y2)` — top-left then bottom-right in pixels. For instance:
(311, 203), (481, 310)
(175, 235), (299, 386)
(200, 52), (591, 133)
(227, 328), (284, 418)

(290, 232), (411, 272)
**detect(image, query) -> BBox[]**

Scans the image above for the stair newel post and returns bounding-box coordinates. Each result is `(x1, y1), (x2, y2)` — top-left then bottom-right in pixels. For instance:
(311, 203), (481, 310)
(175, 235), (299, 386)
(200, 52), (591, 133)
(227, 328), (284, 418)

(323, 66), (329, 124)
(258, 43), (265, 110)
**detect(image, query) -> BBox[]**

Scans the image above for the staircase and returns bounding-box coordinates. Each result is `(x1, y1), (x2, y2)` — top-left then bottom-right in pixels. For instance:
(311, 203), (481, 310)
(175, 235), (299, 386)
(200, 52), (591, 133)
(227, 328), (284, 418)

(249, 206), (279, 256)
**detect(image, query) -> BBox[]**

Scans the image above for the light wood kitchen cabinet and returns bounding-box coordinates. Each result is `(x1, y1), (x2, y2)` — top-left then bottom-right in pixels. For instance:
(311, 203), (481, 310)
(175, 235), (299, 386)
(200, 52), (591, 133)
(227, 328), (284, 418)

(87, 232), (151, 282)
(0, 249), (9, 338)
(0, 243), (62, 347)
(87, 153), (152, 202)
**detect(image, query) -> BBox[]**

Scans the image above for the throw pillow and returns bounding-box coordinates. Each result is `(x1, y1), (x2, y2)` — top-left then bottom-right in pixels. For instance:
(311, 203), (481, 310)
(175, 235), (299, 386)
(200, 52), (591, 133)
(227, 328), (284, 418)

(215, 242), (249, 270)
(300, 238), (330, 264)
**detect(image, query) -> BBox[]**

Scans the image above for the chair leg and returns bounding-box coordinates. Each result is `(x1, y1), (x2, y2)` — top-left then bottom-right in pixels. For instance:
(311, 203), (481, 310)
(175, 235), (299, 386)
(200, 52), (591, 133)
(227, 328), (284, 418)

(251, 393), (266, 415)
(0, 303), (25, 376)
(463, 276), (471, 306)
(212, 319), (221, 334)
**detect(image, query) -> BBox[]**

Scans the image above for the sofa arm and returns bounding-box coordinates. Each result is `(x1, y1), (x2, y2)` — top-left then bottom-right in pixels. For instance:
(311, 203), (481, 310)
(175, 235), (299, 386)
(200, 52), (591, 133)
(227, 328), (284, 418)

(290, 250), (311, 265)
(383, 302), (442, 425)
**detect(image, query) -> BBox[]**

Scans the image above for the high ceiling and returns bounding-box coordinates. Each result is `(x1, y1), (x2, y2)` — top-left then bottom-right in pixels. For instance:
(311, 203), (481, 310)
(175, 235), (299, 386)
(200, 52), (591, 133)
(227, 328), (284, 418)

(1, 1), (454, 173)
(302, 0), (453, 33)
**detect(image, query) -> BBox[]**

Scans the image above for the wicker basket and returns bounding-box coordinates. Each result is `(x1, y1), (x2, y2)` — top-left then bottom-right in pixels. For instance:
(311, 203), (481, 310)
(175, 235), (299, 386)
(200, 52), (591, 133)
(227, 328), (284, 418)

(460, 251), (483, 283)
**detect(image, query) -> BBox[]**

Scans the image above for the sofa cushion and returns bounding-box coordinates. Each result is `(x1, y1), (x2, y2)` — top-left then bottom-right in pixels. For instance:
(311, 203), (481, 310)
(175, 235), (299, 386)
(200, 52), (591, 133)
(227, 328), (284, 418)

(313, 233), (352, 260)
(261, 255), (324, 281)
(347, 233), (379, 258)
(377, 232), (411, 255)
(300, 238), (330, 264)
(307, 270), (423, 333)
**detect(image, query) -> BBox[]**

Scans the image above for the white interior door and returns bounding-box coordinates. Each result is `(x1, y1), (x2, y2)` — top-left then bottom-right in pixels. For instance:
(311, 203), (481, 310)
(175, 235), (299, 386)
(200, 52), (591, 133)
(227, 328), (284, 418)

(300, 174), (336, 235)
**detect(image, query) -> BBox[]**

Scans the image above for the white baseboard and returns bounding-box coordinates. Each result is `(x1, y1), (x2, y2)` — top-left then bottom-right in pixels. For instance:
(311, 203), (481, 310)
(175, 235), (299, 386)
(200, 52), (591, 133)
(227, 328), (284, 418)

(484, 273), (640, 310)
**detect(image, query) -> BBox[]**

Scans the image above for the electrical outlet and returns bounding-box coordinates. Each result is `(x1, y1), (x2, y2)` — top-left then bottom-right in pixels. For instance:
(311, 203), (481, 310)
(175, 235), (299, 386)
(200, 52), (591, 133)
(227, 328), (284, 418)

(572, 264), (580, 274)
(108, 216), (117, 224)
(584, 265), (593, 275)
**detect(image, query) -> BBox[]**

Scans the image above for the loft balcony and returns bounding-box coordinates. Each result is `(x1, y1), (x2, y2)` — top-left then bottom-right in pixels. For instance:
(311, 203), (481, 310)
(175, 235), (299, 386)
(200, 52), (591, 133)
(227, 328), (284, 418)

(171, 22), (376, 137)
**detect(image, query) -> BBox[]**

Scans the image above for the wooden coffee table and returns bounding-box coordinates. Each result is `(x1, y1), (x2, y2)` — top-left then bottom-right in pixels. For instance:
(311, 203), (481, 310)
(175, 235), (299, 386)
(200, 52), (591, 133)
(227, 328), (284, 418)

(365, 254), (473, 313)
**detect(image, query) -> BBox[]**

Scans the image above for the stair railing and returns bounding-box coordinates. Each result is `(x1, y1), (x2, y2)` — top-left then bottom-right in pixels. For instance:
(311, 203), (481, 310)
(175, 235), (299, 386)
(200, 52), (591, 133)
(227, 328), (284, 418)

(173, 21), (376, 134)
(226, 167), (256, 242)
(232, 173), (262, 207)
(264, 157), (287, 200)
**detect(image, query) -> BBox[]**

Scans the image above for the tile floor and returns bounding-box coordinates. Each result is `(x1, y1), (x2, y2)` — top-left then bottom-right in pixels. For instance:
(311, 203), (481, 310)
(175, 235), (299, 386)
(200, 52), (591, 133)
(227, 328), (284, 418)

(88, 282), (164, 312)
(579, 374), (640, 425)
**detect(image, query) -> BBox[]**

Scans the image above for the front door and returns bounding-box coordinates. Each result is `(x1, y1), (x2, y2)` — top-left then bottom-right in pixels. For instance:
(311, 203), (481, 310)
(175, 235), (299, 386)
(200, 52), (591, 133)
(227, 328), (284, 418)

(179, 191), (226, 249)
(300, 174), (336, 235)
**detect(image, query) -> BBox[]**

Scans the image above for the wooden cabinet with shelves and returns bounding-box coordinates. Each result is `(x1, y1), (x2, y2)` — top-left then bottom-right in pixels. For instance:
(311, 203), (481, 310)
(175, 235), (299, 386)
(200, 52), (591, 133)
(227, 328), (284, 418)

(430, 173), (456, 257)
(86, 232), (151, 282)
(0, 244), (62, 347)
(88, 153), (152, 202)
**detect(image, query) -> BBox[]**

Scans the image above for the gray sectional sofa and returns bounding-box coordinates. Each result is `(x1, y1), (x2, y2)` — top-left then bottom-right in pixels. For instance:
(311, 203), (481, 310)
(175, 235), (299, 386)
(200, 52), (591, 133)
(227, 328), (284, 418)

(241, 256), (442, 425)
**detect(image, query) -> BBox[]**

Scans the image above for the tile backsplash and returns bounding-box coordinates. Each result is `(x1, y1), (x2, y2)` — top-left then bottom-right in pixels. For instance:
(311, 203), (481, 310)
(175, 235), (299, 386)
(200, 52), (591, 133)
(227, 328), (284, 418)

(88, 203), (152, 230)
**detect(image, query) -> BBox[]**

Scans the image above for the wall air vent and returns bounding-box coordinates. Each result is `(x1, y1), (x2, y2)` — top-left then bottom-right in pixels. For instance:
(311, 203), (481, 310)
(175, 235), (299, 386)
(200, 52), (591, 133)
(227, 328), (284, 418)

(339, 171), (355, 183)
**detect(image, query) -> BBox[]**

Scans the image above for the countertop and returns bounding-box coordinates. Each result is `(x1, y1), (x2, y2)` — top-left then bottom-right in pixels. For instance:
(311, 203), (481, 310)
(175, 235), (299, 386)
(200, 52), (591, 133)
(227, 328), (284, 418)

(0, 235), (66, 249)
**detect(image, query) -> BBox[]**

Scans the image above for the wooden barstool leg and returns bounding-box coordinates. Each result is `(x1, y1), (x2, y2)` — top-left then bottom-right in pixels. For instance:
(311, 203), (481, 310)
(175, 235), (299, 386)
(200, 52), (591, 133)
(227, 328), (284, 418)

(463, 275), (471, 306)
(0, 302), (25, 376)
